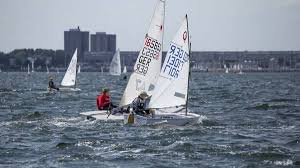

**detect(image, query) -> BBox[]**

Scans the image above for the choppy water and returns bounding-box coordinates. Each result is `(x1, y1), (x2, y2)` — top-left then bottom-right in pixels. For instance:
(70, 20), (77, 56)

(0, 72), (299, 167)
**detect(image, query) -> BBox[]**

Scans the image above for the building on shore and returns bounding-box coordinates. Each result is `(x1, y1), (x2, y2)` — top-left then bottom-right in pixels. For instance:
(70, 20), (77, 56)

(91, 32), (116, 52)
(64, 27), (89, 64)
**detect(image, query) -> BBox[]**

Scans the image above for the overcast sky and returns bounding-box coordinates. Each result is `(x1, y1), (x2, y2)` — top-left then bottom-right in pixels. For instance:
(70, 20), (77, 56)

(0, 0), (300, 52)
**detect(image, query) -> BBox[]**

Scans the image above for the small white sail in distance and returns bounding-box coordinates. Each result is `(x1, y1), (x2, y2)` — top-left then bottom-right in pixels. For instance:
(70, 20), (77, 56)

(120, 0), (165, 106)
(148, 15), (190, 109)
(46, 65), (49, 74)
(109, 49), (122, 76)
(123, 66), (127, 74)
(61, 49), (78, 87)
(78, 65), (81, 74)
(27, 64), (30, 75)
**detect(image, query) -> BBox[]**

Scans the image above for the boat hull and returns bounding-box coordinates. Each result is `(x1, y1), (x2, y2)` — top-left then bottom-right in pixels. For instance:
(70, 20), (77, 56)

(80, 110), (123, 121)
(59, 87), (81, 92)
(124, 112), (201, 126)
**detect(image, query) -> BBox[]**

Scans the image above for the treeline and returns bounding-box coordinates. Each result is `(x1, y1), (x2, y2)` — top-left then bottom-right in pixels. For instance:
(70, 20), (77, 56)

(0, 49), (66, 71)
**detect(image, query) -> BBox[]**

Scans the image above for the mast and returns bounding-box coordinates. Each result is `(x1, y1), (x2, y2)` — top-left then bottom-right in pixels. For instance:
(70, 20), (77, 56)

(186, 14), (191, 116)
(74, 64), (78, 89)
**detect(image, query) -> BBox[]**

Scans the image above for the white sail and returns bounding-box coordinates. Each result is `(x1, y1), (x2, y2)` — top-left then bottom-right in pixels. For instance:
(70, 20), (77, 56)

(123, 66), (127, 73)
(100, 67), (104, 74)
(46, 65), (49, 74)
(27, 64), (30, 75)
(148, 15), (190, 109)
(56, 68), (59, 74)
(78, 65), (81, 74)
(120, 0), (165, 106)
(109, 49), (122, 76)
(61, 49), (78, 87)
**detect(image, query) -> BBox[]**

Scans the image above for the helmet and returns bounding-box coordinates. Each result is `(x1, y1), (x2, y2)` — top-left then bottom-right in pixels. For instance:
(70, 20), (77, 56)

(139, 91), (149, 98)
(102, 88), (110, 93)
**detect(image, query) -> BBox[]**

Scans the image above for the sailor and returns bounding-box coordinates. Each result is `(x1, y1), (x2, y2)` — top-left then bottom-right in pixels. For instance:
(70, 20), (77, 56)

(131, 91), (151, 116)
(48, 77), (59, 91)
(97, 88), (116, 110)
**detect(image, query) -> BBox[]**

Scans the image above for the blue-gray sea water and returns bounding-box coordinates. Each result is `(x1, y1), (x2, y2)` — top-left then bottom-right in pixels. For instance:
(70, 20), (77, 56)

(0, 72), (299, 168)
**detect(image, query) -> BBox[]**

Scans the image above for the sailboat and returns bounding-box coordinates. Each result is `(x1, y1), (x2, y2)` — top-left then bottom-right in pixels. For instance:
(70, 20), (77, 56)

(27, 64), (30, 75)
(56, 68), (59, 74)
(124, 15), (200, 125)
(78, 65), (81, 74)
(46, 65), (49, 74)
(122, 66), (127, 74)
(100, 66), (104, 74)
(109, 49), (122, 76)
(60, 49), (81, 91)
(224, 64), (229, 73)
(80, 0), (165, 120)
(238, 64), (244, 74)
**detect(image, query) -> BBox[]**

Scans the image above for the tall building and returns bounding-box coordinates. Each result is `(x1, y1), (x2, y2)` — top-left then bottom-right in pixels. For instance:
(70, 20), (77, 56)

(90, 32), (116, 52)
(64, 26), (89, 63)
(107, 34), (116, 52)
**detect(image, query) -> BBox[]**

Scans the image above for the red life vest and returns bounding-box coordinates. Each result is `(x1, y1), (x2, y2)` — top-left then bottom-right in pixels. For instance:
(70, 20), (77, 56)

(96, 93), (110, 110)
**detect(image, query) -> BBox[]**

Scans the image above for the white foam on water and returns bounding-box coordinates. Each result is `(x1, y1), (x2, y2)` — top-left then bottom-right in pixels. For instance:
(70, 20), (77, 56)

(197, 115), (208, 124)
(264, 159), (293, 166)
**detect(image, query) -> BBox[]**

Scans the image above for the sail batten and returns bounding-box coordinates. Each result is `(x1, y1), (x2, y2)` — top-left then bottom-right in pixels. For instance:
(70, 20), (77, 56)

(61, 49), (77, 87)
(119, 0), (165, 106)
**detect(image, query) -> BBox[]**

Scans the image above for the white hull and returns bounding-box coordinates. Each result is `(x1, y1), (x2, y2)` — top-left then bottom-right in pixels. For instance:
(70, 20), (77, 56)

(59, 87), (81, 92)
(124, 112), (201, 126)
(80, 110), (123, 121)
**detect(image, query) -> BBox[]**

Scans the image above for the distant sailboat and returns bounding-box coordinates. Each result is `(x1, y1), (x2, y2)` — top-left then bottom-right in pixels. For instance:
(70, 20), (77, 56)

(46, 65), (49, 74)
(27, 64), (30, 75)
(109, 49), (122, 76)
(122, 66), (127, 74)
(224, 64), (229, 73)
(56, 68), (59, 74)
(60, 49), (81, 91)
(78, 65), (81, 74)
(238, 64), (244, 74)
(100, 66), (104, 74)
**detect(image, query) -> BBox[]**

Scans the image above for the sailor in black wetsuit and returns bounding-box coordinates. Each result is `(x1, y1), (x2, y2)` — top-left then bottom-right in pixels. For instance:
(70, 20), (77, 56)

(131, 91), (150, 116)
(48, 77), (59, 91)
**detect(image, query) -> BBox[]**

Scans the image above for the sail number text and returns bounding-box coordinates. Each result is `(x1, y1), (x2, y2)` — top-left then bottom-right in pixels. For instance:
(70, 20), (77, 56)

(162, 43), (188, 79)
(135, 36), (161, 76)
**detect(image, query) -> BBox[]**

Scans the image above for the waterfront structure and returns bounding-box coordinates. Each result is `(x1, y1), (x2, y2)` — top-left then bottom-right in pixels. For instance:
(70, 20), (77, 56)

(83, 50), (300, 72)
(90, 32), (116, 52)
(64, 27), (89, 63)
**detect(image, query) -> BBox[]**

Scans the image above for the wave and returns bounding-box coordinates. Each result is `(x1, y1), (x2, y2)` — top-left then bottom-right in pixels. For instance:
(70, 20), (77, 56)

(285, 139), (300, 146)
(246, 103), (294, 110)
(263, 159), (294, 166)
(56, 142), (76, 149)
(268, 98), (299, 102)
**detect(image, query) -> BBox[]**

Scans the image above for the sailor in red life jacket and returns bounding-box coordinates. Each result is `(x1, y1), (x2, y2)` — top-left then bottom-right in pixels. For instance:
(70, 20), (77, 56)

(96, 88), (116, 110)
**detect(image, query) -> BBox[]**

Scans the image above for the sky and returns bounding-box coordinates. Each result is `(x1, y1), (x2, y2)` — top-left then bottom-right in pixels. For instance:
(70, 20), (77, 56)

(0, 0), (300, 53)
